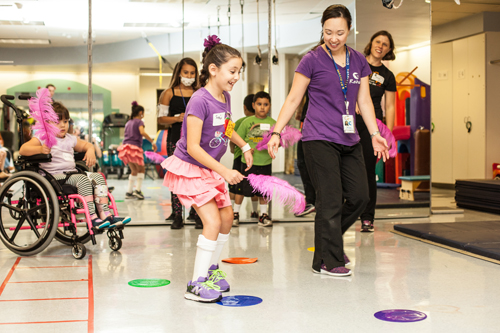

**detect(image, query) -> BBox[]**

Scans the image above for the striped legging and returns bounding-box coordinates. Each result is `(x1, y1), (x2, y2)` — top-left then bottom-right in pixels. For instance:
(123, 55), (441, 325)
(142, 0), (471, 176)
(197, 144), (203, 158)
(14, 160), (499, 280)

(54, 172), (108, 216)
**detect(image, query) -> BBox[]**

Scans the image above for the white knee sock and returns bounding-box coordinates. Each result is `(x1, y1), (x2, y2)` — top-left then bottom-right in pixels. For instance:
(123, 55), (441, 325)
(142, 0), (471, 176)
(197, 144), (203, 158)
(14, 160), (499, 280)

(192, 235), (217, 281)
(136, 173), (145, 192)
(252, 200), (258, 212)
(234, 204), (241, 214)
(260, 204), (268, 215)
(127, 175), (137, 193)
(210, 233), (230, 267)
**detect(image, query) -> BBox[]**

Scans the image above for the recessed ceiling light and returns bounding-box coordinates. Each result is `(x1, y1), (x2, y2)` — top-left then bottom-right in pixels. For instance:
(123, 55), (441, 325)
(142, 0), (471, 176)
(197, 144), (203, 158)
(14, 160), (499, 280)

(0, 39), (50, 44)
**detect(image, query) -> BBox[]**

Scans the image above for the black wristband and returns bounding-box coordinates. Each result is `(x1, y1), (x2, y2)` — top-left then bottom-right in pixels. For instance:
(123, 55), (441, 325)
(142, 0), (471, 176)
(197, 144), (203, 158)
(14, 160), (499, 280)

(271, 132), (281, 139)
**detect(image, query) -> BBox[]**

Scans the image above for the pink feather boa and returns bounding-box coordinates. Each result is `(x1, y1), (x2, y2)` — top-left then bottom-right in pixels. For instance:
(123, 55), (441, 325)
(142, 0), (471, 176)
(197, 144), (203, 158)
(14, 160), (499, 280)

(29, 88), (59, 148)
(145, 151), (165, 164)
(246, 174), (305, 215)
(255, 125), (302, 151)
(376, 119), (397, 158)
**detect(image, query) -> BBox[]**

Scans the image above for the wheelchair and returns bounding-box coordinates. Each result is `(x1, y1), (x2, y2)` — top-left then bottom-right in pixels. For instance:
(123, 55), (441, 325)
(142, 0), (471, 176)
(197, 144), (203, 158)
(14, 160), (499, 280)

(0, 94), (127, 259)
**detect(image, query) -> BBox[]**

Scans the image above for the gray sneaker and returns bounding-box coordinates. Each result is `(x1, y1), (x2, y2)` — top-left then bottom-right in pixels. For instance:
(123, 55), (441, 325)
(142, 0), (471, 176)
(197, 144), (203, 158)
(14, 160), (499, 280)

(133, 190), (144, 200)
(258, 213), (273, 227)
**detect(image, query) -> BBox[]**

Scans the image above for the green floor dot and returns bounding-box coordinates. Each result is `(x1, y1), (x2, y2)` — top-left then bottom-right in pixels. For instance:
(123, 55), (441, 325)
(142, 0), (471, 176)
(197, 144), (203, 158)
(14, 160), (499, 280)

(128, 279), (170, 288)
(115, 200), (124, 202)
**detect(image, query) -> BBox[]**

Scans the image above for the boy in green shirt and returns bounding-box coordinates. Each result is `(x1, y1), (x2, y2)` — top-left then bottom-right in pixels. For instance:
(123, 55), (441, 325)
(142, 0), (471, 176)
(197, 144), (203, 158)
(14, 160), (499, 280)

(234, 91), (276, 227)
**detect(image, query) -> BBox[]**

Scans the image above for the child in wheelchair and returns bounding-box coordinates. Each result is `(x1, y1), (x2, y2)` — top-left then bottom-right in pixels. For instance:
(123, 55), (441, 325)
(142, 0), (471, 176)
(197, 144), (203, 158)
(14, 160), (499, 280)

(19, 102), (131, 229)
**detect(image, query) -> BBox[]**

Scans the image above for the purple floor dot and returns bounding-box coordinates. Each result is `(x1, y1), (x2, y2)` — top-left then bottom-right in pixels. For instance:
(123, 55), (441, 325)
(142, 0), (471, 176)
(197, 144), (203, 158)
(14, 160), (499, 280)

(374, 309), (427, 322)
(217, 295), (262, 307)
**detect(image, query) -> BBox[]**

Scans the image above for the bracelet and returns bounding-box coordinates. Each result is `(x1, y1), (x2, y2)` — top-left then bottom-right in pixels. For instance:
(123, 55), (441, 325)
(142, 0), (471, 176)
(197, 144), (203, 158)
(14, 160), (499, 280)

(370, 131), (380, 139)
(241, 143), (251, 153)
(271, 132), (281, 139)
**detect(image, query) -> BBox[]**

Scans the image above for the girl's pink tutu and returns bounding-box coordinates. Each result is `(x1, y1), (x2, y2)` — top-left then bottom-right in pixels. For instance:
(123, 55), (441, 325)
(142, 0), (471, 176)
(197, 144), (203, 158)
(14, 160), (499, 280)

(161, 155), (230, 209)
(117, 144), (144, 166)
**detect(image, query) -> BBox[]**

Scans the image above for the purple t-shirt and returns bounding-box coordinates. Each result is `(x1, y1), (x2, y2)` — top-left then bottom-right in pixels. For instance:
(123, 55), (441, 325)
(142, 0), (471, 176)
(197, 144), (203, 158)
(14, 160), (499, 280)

(296, 46), (371, 146)
(35, 133), (78, 174)
(123, 119), (144, 148)
(174, 88), (231, 169)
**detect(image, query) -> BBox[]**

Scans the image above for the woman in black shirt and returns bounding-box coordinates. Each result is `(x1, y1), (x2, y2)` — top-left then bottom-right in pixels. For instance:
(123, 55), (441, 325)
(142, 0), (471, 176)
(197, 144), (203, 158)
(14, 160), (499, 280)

(158, 58), (200, 229)
(356, 31), (397, 232)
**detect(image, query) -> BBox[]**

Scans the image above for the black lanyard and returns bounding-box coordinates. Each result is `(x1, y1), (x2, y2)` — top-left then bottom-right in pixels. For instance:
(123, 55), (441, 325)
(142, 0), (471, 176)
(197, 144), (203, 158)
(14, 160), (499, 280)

(325, 44), (350, 114)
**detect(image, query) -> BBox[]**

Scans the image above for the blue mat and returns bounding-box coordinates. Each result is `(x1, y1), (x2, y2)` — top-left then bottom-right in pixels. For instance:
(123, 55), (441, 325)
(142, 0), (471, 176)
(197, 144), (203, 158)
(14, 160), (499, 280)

(394, 221), (500, 261)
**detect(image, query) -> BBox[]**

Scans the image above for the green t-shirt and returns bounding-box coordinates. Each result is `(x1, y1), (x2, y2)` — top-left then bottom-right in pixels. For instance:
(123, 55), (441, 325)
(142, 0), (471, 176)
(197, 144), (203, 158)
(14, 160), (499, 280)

(233, 116), (249, 159)
(236, 115), (276, 166)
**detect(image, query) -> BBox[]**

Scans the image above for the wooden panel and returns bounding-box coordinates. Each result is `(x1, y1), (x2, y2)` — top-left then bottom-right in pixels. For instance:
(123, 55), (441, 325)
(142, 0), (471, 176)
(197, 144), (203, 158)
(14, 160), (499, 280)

(431, 42), (454, 184)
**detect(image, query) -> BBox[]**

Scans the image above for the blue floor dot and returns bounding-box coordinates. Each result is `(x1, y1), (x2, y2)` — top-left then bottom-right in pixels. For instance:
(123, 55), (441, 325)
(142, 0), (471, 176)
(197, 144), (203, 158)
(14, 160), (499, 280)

(374, 309), (427, 322)
(217, 295), (263, 307)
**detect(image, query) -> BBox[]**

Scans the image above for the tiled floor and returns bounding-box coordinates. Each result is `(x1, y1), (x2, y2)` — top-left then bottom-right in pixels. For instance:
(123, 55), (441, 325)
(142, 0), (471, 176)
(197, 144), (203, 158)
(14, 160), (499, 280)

(0, 178), (499, 332)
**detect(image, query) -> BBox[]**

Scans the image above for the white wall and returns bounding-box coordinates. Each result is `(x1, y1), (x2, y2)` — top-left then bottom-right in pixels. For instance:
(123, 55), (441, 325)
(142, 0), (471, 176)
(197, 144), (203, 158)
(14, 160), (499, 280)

(387, 45), (431, 85)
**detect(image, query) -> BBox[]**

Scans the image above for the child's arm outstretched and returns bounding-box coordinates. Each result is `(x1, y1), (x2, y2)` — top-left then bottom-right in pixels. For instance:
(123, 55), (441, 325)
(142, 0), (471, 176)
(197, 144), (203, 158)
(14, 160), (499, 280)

(19, 137), (50, 156)
(186, 115), (252, 185)
(74, 138), (96, 168)
(139, 125), (158, 152)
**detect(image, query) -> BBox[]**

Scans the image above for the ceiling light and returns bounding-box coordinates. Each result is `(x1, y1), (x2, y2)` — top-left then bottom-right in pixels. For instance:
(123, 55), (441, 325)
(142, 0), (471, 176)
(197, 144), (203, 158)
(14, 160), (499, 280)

(0, 38), (50, 44)
(139, 73), (172, 76)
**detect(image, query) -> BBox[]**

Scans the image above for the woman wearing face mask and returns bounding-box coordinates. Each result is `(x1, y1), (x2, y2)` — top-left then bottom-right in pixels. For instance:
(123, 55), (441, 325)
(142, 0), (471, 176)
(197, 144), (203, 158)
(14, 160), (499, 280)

(158, 57), (201, 229)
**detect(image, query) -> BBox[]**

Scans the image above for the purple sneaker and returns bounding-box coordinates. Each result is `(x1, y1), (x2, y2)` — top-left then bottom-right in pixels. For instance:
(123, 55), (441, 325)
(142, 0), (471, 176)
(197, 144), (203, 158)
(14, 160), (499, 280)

(184, 276), (222, 303)
(312, 263), (352, 277)
(208, 264), (230, 292)
(344, 254), (351, 266)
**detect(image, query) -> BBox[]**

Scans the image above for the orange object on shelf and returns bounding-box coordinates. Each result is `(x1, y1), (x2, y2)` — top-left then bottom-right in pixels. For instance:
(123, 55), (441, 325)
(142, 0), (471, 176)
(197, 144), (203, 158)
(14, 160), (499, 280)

(222, 257), (258, 264)
(493, 163), (500, 179)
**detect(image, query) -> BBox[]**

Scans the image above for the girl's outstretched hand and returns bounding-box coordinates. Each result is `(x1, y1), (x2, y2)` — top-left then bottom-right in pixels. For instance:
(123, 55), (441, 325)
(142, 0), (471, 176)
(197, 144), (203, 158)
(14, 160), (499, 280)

(372, 135), (390, 162)
(267, 135), (280, 159)
(223, 168), (244, 185)
(243, 150), (253, 171)
(83, 149), (96, 168)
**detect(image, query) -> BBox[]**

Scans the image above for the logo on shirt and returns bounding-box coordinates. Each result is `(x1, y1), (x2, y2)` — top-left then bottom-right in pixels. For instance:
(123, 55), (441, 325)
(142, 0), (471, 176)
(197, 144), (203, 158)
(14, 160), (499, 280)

(209, 131), (229, 148)
(349, 72), (361, 85)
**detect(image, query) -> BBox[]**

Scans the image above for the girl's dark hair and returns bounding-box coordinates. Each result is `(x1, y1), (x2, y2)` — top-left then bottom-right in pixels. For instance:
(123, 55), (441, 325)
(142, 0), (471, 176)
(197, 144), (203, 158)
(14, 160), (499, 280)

(313, 5), (352, 51)
(52, 102), (70, 121)
(168, 57), (200, 90)
(199, 42), (242, 87)
(131, 101), (144, 118)
(363, 30), (396, 61)
(244, 94), (255, 113)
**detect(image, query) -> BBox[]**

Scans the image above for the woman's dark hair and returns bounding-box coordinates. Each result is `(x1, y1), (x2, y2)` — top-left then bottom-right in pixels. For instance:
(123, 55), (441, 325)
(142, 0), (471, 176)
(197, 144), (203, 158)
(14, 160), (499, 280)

(199, 42), (242, 87)
(131, 101), (144, 118)
(313, 5), (352, 51)
(363, 30), (396, 61)
(244, 94), (255, 113)
(168, 57), (199, 90)
(52, 102), (70, 121)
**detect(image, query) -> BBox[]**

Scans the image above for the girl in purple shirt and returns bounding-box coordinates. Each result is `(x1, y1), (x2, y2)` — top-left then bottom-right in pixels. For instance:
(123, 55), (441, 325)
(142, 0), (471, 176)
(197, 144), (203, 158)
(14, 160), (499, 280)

(162, 36), (253, 303)
(268, 5), (390, 277)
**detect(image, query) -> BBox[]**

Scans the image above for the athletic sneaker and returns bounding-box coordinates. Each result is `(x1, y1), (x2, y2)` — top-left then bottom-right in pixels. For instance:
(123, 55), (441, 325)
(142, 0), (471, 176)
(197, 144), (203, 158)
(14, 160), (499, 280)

(110, 216), (132, 227)
(133, 190), (145, 200)
(312, 263), (352, 277)
(232, 212), (240, 227)
(295, 204), (316, 217)
(361, 220), (374, 232)
(208, 264), (230, 292)
(125, 192), (135, 199)
(91, 217), (110, 229)
(258, 213), (273, 227)
(344, 254), (351, 266)
(170, 214), (184, 229)
(184, 276), (222, 303)
(250, 211), (259, 218)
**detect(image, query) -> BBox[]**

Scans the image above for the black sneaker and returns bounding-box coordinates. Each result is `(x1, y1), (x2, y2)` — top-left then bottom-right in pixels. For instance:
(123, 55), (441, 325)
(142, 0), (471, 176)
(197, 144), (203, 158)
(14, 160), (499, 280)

(171, 214), (184, 229)
(258, 213), (273, 227)
(133, 190), (145, 200)
(194, 216), (203, 229)
(165, 212), (175, 221)
(125, 192), (135, 199)
(232, 212), (240, 227)
(250, 211), (258, 218)
(361, 220), (374, 232)
(295, 204), (315, 217)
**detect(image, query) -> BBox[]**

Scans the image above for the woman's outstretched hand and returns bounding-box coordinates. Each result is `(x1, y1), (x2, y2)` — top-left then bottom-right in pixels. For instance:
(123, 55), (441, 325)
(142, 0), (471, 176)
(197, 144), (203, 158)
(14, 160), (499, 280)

(372, 135), (390, 162)
(267, 135), (280, 159)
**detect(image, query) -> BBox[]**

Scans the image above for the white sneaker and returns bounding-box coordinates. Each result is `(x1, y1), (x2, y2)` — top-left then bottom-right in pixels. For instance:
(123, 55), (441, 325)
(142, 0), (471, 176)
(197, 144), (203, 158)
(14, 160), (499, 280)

(258, 213), (272, 227)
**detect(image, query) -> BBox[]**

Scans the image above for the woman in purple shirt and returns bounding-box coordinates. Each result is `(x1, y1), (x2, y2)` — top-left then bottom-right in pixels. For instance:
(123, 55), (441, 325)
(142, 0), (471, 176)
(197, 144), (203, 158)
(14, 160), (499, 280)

(268, 5), (389, 277)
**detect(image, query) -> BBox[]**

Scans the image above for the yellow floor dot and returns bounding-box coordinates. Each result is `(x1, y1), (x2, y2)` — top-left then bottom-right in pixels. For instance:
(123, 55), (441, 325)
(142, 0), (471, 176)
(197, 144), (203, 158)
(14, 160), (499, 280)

(307, 247), (315, 252)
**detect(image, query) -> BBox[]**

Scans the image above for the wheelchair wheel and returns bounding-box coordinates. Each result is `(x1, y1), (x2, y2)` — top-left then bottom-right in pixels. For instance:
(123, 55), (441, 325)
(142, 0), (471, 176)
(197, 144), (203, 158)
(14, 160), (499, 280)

(0, 171), (60, 256)
(108, 230), (122, 251)
(72, 242), (86, 259)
